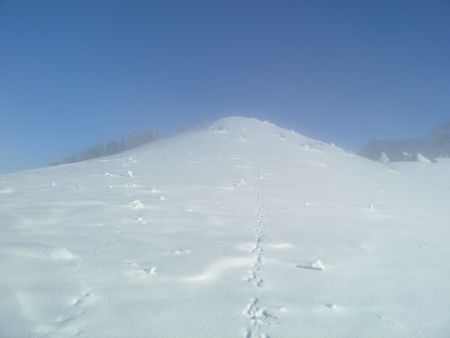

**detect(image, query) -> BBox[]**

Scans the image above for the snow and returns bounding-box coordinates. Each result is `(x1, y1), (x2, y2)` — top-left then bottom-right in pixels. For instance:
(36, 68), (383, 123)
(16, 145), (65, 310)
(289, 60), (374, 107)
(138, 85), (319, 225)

(378, 152), (390, 165)
(416, 152), (432, 164)
(1, 116), (450, 337)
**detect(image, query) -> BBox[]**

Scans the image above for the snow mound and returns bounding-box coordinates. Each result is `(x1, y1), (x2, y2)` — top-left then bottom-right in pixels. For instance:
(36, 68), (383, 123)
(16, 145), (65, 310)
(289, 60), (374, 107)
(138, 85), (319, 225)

(417, 152), (432, 163)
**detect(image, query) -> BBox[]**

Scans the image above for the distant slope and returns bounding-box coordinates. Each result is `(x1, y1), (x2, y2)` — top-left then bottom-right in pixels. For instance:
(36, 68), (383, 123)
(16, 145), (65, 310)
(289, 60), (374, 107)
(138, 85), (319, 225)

(360, 121), (450, 162)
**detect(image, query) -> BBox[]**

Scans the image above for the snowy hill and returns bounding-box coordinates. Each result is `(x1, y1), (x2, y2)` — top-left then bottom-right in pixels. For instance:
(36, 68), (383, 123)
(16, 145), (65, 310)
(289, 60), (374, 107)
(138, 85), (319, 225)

(1, 116), (450, 338)
(360, 121), (450, 162)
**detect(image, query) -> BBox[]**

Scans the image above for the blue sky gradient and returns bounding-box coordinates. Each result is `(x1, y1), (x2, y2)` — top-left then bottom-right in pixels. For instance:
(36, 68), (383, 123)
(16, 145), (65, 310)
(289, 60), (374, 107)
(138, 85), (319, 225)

(1, 0), (450, 173)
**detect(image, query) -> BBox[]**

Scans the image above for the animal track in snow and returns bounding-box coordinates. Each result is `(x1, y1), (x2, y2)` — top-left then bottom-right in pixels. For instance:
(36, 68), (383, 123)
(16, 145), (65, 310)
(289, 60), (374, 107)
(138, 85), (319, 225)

(243, 298), (278, 338)
(245, 271), (264, 287)
(27, 286), (93, 337)
(242, 192), (278, 337)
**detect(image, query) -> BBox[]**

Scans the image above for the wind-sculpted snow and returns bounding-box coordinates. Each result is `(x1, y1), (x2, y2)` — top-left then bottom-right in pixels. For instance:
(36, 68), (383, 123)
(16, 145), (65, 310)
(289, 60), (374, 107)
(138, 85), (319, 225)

(1, 117), (450, 337)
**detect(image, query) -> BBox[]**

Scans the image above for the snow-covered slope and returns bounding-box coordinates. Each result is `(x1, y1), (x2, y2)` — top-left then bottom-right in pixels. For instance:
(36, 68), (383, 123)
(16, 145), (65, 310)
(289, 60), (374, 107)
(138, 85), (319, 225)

(1, 117), (450, 338)
(360, 121), (450, 162)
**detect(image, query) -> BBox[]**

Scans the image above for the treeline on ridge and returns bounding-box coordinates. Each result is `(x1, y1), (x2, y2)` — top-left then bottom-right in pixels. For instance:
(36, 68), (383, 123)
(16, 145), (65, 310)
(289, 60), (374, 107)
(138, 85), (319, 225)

(49, 129), (162, 166)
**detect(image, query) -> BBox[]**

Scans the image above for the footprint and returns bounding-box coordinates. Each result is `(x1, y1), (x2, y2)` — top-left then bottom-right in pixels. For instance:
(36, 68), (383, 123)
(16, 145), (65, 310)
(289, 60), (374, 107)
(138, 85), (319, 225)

(244, 298), (277, 328)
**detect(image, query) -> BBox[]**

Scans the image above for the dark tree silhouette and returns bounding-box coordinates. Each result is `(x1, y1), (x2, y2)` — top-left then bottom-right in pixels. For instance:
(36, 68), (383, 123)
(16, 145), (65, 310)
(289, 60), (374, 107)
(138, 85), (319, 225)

(49, 129), (163, 166)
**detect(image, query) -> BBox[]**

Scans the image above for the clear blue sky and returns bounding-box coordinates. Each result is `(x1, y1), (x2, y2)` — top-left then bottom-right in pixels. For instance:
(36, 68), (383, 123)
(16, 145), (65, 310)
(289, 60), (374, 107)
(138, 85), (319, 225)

(1, 0), (450, 174)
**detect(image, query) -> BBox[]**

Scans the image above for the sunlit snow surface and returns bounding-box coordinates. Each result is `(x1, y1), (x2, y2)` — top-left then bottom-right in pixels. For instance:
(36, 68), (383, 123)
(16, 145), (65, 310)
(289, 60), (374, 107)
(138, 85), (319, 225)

(1, 117), (450, 338)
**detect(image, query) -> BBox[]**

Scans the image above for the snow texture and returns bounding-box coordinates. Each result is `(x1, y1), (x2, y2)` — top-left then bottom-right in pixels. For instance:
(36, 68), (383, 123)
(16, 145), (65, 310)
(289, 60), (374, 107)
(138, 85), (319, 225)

(1, 116), (450, 338)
